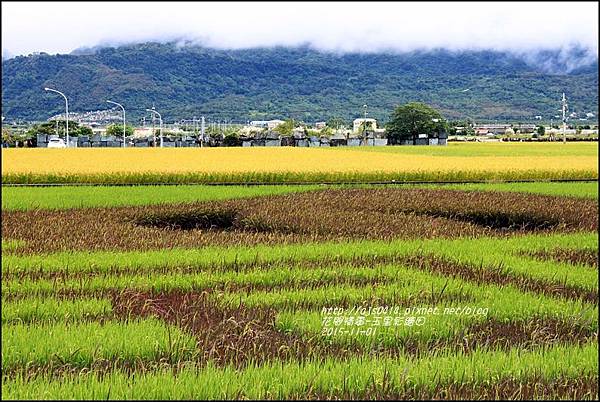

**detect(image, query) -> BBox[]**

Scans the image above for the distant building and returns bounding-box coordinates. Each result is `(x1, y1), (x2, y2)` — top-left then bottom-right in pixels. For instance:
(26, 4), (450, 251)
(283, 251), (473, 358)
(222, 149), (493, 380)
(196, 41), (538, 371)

(91, 127), (107, 136)
(292, 127), (306, 136)
(512, 124), (536, 133)
(240, 125), (265, 136)
(397, 131), (448, 146)
(249, 120), (285, 129)
(353, 118), (377, 133)
(473, 124), (511, 135)
(473, 124), (537, 135)
(133, 128), (154, 138)
(267, 120), (284, 129)
(315, 121), (326, 129)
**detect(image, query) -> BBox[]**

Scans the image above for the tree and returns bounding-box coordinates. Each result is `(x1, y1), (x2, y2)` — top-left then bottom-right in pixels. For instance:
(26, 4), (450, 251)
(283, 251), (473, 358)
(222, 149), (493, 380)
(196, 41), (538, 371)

(25, 120), (86, 138)
(273, 119), (295, 136)
(2, 127), (13, 146)
(320, 126), (334, 137)
(106, 124), (134, 138)
(463, 127), (475, 136)
(536, 125), (545, 136)
(79, 126), (93, 137)
(306, 129), (321, 137)
(385, 102), (446, 144)
(223, 132), (241, 146)
(446, 122), (458, 136)
(205, 125), (222, 138)
(326, 117), (347, 129)
(357, 121), (374, 136)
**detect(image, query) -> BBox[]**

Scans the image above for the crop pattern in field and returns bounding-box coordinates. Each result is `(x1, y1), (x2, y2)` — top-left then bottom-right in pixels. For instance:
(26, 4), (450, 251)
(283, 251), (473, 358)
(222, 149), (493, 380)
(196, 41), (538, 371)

(1, 181), (598, 399)
(2, 188), (597, 254)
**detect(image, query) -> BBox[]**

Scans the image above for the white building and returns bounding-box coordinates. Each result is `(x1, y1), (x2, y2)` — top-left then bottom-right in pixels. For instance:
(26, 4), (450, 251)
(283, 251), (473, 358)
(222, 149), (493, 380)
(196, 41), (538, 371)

(249, 120), (285, 129)
(267, 120), (285, 129)
(353, 118), (377, 133)
(133, 128), (154, 138)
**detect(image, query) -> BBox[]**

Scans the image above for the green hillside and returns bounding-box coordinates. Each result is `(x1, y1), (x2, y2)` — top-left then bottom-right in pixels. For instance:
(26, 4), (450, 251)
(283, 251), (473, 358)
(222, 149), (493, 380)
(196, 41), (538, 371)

(2, 42), (598, 123)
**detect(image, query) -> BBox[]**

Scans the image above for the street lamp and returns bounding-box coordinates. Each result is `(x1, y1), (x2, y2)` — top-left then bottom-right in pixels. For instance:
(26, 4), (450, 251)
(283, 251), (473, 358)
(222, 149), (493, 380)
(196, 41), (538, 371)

(146, 108), (163, 147)
(107, 100), (126, 148)
(44, 87), (69, 147)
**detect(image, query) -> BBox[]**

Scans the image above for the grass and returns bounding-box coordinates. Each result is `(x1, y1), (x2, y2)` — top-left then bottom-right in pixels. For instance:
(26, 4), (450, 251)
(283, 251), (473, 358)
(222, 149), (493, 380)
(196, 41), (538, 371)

(423, 181), (598, 199)
(2, 318), (196, 370)
(1, 239), (26, 253)
(273, 281), (597, 347)
(2, 343), (597, 399)
(0, 184), (324, 211)
(3, 229), (595, 372)
(3, 232), (596, 279)
(2, 297), (113, 324)
(2, 182), (596, 212)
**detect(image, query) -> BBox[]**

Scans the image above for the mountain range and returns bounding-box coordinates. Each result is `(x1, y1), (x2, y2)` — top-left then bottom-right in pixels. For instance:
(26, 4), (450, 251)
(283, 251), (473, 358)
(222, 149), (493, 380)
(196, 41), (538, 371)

(2, 41), (598, 123)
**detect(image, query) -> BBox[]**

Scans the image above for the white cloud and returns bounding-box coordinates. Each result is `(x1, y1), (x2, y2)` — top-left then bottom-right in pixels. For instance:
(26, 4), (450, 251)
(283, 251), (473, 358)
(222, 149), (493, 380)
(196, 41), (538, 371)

(1, 1), (598, 57)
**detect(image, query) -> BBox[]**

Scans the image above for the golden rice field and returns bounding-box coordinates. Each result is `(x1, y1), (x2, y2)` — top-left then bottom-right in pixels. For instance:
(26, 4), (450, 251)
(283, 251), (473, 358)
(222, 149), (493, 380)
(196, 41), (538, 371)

(2, 142), (597, 184)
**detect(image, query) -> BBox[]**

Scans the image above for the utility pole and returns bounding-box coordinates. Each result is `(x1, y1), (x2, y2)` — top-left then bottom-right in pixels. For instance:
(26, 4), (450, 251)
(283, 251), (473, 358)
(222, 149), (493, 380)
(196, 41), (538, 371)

(200, 116), (205, 147)
(151, 113), (156, 146)
(362, 104), (368, 145)
(561, 93), (568, 144)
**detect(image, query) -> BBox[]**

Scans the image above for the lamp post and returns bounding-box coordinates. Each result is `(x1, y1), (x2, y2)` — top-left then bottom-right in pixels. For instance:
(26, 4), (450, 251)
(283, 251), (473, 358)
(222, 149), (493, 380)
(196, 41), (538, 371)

(44, 87), (69, 147)
(107, 100), (126, 147)
(146, 108), (163, 147)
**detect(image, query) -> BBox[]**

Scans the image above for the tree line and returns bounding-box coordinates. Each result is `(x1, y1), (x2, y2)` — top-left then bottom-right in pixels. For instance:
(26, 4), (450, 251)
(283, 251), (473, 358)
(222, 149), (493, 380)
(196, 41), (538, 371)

(5, 102), (593, 147)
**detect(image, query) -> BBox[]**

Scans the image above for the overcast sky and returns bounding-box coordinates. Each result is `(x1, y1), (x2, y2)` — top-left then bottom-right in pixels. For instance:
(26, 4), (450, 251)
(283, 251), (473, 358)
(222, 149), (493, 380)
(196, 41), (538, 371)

(2, 1), (598, 58)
